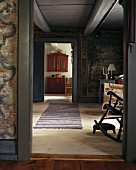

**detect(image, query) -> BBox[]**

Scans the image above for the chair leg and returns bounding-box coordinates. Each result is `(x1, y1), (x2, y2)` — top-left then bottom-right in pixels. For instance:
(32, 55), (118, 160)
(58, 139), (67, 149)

(93, 128), (96, 134)
(117, 119), (123, 141)
(113, 128), (116, 134)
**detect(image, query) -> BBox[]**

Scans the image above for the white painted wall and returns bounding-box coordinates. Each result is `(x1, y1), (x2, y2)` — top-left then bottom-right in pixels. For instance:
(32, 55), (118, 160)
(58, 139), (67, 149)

(44, 43), (72, 93)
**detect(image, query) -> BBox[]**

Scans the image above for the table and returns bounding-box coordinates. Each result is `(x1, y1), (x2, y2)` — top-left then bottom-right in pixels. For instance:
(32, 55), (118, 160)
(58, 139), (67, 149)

(99, 79), (115, 103)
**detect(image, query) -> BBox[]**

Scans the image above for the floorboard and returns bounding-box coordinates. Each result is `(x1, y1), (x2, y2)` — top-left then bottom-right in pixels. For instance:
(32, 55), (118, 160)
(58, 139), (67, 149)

(0, 159), (136, 170)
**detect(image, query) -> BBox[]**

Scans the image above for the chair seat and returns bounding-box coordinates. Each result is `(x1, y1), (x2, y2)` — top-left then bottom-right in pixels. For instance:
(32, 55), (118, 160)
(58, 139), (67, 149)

(65, 84), (72, 87)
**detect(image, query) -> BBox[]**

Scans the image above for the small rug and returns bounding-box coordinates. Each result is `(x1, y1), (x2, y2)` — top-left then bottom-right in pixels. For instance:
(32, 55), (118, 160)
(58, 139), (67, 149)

(34, 103), (82, 129)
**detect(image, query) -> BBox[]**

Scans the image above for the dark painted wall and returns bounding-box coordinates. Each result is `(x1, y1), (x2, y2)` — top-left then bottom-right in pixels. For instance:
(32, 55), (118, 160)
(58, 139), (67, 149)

(79, 32), (123, 102)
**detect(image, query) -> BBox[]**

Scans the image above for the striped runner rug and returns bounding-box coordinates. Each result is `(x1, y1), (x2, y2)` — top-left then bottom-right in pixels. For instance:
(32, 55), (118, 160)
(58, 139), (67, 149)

(34, 103), (82, 129)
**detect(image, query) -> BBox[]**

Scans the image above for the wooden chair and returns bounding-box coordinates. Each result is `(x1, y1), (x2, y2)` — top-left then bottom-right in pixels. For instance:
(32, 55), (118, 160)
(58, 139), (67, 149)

(65, 78), (72, 96)
(94, 91), (123, 143)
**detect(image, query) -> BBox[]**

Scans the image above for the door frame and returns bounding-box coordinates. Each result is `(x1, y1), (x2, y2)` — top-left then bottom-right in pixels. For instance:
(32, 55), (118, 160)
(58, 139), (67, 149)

(18, 0), (33, 160)
(40, 38), (78, 103)
(18, 24), (78, 160)
(18, 0), (136, 162)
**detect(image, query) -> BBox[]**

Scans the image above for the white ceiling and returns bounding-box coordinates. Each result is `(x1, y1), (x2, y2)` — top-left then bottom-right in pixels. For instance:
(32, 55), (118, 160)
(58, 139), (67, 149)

(34, 0), (123, 35)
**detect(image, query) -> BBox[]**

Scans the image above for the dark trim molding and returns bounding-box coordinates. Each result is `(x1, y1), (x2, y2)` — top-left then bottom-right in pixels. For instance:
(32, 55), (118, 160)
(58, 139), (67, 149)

(38, 37), (78, 103)
(128, 0), (135, 45)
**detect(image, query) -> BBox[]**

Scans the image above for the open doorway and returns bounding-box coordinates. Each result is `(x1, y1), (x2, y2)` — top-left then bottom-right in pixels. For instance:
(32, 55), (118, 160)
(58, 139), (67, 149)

(18, 0), (136, 162)
(32, 39), (83, 155)
(32, 41), (122, 156)
(33, 38), (78, 103)
(44, 42), (73, 102)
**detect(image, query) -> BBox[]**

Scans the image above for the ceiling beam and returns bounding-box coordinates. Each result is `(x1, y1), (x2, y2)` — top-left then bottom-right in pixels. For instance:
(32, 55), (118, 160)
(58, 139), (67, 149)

(34, 0), (51, 32)
(84, 0), (118, 35)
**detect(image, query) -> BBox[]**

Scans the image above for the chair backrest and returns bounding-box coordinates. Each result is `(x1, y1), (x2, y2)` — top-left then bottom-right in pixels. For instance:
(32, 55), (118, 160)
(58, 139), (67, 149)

(107, 91), (123, 116)
(66, 78), (72, 84)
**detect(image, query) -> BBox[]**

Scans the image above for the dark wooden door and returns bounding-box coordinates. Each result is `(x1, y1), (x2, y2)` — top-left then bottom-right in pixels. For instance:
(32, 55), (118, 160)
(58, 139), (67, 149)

(33, 42), (44, 102)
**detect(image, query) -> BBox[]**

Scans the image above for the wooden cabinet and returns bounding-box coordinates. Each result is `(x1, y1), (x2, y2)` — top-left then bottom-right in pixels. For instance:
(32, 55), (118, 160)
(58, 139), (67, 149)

(47, 52), (68, 72)
(47, 77), (65, 94)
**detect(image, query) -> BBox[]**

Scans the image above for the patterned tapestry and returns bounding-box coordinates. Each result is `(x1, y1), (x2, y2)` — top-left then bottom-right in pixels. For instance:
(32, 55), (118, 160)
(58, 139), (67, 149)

(0, 0), (17, 139)
(79, 33), (123, 98)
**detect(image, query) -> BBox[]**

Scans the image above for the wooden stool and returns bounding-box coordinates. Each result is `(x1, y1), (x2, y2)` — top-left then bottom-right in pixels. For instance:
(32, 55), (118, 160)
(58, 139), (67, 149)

(93, 123), (116, 134)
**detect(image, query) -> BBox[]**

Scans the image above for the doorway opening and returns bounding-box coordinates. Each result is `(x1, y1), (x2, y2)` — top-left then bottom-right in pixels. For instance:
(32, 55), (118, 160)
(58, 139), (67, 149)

(32, 39), (80, 155)
(32, 40), (122, 157)
(18, 0), (132, 161)
(44, 42), (73, 103)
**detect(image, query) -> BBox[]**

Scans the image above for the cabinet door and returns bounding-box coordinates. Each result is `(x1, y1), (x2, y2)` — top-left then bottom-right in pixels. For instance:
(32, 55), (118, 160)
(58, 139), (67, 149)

(47, 53), (68, 72)
(47, 78), (57, 93)
(47, 53), (57, 71)
(58, 53), (68, 72)
(57, 78), (65, 94)
(47, 78), (65, 94)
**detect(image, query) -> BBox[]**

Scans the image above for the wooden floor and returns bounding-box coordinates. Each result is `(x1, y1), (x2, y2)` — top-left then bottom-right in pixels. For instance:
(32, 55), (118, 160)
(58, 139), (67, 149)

(1, 96), (136, 169)
(32, 96), (122, 156)
(0, 159), (136, 170)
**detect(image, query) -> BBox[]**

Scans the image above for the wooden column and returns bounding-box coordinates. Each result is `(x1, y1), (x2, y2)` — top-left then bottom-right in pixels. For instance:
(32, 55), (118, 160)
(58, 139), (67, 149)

(18, 0), (33, 160)
(123, 0), (136, 162)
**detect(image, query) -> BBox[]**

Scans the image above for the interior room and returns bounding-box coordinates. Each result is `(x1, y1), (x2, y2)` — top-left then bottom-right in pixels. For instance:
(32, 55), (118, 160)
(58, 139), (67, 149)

(32, 0), (124, 157)
(44, 42), (73, 99)
(32, 39), (123, 155)
(2, 0), (136, 167)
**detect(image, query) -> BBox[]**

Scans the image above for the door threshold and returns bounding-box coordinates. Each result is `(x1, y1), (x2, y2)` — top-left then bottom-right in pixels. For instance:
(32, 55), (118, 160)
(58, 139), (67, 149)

(31, 153), (122, 161)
